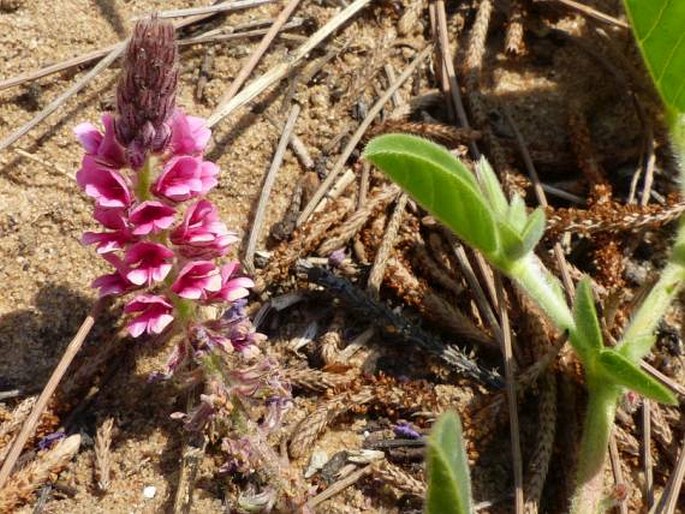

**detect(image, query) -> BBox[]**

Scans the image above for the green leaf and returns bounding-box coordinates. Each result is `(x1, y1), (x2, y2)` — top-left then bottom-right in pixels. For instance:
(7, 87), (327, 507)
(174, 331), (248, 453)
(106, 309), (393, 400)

(624, 0), (685, 116)
(364, 134), (498, 255)
(497, 221), (525, 262)
(507, 195), (528, 232)
(519, 207), (546, 256)
(475, 157), (508, 216)
(597, 350), (677, 404)
(426, 411), (473, 514)
(571, 277), (603, 362)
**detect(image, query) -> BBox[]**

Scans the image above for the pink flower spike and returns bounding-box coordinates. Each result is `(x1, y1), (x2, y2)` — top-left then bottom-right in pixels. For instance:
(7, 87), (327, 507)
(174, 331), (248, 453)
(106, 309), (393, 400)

(93, 206), (128, 230)
(124, 242), (174, 286)
(152, 155), (205, 202)
(73, 114), (126, 168)
(171, 260), (222, 300)
(92, 271), (135, 297)
(207, 262), (254, 302)
(82, 230), (133, 254)
(74, 122), (102, 154)
(169, 110), (211, 155)
(76, 156), (132, 208)
(170, 199), (237, 258)
(124, 294), (174, 337)
(199, 161), (219, 194)
(129, 201), (177, 235)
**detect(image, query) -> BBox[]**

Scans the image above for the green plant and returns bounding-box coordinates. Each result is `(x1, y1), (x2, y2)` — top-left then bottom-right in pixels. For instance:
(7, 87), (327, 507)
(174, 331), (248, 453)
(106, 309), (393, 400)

(365, 3), (685, 511)
(425, 411), (473, 514)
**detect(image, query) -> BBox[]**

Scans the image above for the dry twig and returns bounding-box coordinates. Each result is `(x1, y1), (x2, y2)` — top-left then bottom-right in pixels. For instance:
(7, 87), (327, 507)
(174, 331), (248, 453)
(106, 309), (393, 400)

(0, 434), (81, 512)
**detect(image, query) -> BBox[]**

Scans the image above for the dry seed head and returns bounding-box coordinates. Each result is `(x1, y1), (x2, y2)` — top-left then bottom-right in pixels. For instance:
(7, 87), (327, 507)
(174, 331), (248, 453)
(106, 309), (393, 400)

(115, 16), (178, 166)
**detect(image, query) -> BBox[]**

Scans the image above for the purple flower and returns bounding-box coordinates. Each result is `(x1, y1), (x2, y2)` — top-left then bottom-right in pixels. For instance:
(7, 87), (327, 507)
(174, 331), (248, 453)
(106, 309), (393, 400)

(73, 113), (126, 168)
(76, 156), (132, 208)
(170, 199), (237, 258)
(82, 207), (134, 253)
(206, 262), (254, 303)
(152, 155), (218, 202)
(169, 109), (211, 156)
(124, 242), (174, 286)
(124, 294), (174, 337)
(171, 260), (222, 300)
(129, 201), (177, 235)
(91, 253), (136, 297)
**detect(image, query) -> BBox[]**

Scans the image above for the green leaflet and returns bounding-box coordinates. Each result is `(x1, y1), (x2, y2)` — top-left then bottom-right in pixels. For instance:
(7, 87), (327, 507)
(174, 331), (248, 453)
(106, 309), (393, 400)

(624, 0), (685, 116)
(597, 350), (676, 405)
(363, 134), (499, 256)
(571, 277), (604, 363)
(425, 411), (473, 514)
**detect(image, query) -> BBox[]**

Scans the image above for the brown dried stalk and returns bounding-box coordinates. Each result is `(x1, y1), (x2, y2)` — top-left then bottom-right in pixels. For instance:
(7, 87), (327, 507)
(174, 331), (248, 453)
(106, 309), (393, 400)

(0, 397), (36, 463)
(367, 194), (408, 299)
(505, 0), (526, 56)
(0, 434), (81, 512)
(319, 312), (345, 366)
(254, 196), (355, 293)
(289, 388), (374, 459)
(365, 120), (481, 147)
(523, 373), (557, 514)
(94, 418), (114, 492)
(372, 460), (425, 497)
(398, 0), (425, 37)
(284, 367), (356, 393)
(384, 256), (496, 350)
(317, 185), (400, 256)
(546, 200), (685, 238)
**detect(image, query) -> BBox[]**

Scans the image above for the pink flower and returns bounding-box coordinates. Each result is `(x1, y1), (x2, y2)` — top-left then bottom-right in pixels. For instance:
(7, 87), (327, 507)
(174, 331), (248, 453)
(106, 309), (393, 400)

(76, 156), (132, 208)
(124, 294), (174, 337)
(124, 242), (174, 286)
(74, 113), (126, 168)
(129, 201), (177, 235)
(152, 155), (218, 202)
(169, 110), (211, 156)
(171, 260), (222, 299)
(82, 207), (134, 253)
(170, 200), (237, 258)
(91, 253), (136, 297)
(206, 262), (254, 302)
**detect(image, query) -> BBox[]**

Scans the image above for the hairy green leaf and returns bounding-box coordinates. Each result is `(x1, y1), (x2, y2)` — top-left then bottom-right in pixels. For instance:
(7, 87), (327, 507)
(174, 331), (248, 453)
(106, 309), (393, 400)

(597, 350), (677, 404)
(475, 157), (508, 216)
(426, 411), (473, 514)
(507, 195), (528, 232)
(624, 0), (685, 116)
(364, 134), (498, 255)
(571, 277), (603, 362)
(519, 207), (546, 256)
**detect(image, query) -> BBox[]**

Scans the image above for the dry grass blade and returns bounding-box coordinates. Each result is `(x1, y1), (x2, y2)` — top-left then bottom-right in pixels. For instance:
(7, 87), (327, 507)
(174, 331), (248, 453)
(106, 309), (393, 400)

(0, 45), (124, 153)
(642, 400), (654, 509)
(317, 185), (400, 256)
(505, 0), (526, 55)
(0, 434), (81, 512)
(0, 298), (106, 491)
(0, 397), (37, 463)
(207, 0), (373, 127)
(305, 464), (372, 509)
(523, 373), (557, 514)
(140, 0), (274, 19)
(284, 367), (356, 392)
(367, 194), (408, 300)
(212, 0), (303, 112)
(94, 418), (114, 493)
(244, 103), (301, 275)
(552, 0), (629, 29)
(494, 275), (524, 514)
(372, 460), (425, 497)
(652, 434), (685, 514)
(296, 44), (432, 226)
(608, 432), (629, 514)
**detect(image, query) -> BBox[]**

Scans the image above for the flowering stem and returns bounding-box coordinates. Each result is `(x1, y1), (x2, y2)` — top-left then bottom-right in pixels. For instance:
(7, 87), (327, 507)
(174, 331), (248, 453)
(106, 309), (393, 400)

(135, 156), (154, 201)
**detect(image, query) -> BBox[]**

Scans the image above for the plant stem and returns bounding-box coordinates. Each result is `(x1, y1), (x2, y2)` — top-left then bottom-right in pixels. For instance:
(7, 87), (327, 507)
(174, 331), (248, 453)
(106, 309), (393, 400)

(618, 235), (685, 361)
(570, 383), (620, 514)
(510, 253), (575, 331)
